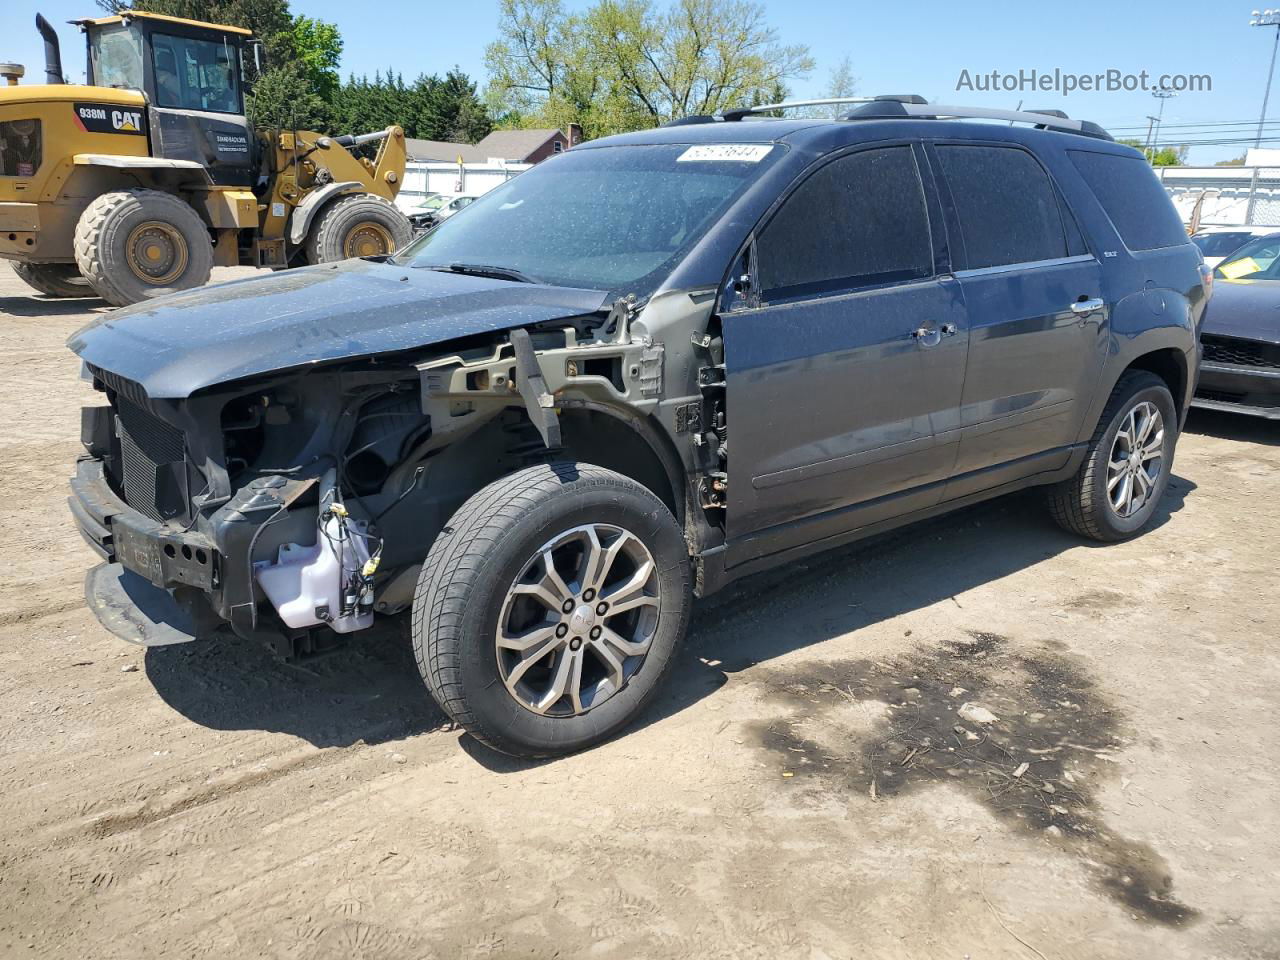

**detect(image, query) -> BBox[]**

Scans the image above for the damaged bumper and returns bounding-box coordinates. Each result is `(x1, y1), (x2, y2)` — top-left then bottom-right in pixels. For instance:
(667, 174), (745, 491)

(70, 458), (221, 645)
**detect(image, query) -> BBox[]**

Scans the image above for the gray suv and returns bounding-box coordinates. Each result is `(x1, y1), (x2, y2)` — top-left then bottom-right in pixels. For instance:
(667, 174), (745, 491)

(69, 97), (1210, 757)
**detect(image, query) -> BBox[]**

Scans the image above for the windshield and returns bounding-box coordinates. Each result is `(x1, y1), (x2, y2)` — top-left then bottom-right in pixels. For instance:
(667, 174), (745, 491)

(1215, 235), (1280, 280)
(1193, 232), (1259, 258)
(89, 24), (145, 91)
(417, 195), (448, 210)
(396, 143), (781, 293)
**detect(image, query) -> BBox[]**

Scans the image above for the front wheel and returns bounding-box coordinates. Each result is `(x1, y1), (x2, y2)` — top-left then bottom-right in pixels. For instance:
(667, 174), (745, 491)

(1048, 371), (1178, 541)
(304, 194), (412, 264)
(412, 463), (692, 757)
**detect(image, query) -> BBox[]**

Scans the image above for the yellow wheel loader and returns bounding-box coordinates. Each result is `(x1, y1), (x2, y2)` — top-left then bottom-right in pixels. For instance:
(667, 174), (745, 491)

(0, 11), (409, 306)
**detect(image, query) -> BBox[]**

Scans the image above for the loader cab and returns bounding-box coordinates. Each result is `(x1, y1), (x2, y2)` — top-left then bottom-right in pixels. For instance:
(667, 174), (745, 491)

(79, 12), (257, 186)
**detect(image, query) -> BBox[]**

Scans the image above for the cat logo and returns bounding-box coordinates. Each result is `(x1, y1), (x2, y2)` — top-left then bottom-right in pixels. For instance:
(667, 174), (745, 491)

(112, 110), (143, 132)
(73, 102), (147, 136)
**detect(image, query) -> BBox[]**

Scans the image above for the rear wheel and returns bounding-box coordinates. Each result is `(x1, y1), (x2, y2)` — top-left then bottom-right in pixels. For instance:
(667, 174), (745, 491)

(412, 463), (692, 758)
(74, 189), (213, 307)
(305, 194), (411, 265)
(12, 262), (94, 299)
(1048, 371), (1178, 541)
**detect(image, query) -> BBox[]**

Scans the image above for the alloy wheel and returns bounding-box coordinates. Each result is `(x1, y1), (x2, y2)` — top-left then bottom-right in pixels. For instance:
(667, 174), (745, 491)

(495, 523), (661, 717)
(1107, 400), (1165, 519)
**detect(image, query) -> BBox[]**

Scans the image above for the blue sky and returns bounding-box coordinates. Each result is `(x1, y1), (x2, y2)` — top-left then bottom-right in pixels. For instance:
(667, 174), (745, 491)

(4, 0), (1271, 163)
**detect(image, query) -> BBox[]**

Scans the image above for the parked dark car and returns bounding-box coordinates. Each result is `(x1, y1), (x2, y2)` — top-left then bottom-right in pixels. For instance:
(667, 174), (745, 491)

(68, 97), (1209, 757)
(1188, 233), (1280, 419)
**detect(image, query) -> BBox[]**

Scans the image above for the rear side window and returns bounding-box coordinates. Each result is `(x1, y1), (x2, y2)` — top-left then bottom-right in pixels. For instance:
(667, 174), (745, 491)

(757, 146), (933, 301)
(1069, 150), (1187, 251)
(936, 145), (1068, 269)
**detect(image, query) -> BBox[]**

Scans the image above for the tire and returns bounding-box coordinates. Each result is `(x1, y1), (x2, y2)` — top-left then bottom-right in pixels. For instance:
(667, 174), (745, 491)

(12, 262), (95, 299)
(74, 189), (213, 307)
(304, 193), (412, 265)
(1048, 371), (1178, 541)
(412, 463), (692, 758)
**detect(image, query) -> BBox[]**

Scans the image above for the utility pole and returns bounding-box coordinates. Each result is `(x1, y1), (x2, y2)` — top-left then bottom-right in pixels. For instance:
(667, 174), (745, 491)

(1252, 9), (1280, 148)
(1149, 88), (1176, 162)
(1143, 115), (1158, 161)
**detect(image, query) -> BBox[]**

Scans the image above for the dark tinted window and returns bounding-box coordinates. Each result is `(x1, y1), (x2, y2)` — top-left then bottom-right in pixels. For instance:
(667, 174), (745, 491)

(757, 146), (933, 300)
(1069, 150), (1187, 251)
(937, 145), (1068, 269)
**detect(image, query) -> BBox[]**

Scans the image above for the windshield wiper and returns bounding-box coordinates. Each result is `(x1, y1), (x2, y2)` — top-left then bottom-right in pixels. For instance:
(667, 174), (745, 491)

(428, 262), (536, 284)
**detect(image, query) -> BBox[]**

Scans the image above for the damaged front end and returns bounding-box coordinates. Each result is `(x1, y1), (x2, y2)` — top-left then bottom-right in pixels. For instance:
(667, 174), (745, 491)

(68, 267), (672, 656)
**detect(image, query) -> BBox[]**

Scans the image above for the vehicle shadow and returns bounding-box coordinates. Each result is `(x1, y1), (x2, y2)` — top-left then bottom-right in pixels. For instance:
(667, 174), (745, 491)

(144, 617), (451, 748)
(464, 475), (1195, 771)
(1183, 408), (1279, 446)
(144, 476), (1194, 760)
(0, 294), (108, 318)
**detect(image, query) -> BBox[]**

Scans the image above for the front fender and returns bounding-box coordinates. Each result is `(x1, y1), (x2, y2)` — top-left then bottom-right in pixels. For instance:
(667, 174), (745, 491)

(286, 180), (363, 246)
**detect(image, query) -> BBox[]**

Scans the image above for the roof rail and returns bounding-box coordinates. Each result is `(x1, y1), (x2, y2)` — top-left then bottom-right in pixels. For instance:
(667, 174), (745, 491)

(839, 100), (1113, 140)
(659, 96), (1112, 141)
(719, 95), (927, 122)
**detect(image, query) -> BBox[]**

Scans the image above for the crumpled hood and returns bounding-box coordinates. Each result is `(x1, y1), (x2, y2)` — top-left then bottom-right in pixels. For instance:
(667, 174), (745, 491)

(68, 258), (609, 398)
(1202, 280), (1280, 346)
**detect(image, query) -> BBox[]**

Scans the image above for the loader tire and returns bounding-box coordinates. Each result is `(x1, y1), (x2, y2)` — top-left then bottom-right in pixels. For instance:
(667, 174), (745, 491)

(74, 189), (213, 307)
(12, 262), (95, 299)
(305, 193), (411, 265)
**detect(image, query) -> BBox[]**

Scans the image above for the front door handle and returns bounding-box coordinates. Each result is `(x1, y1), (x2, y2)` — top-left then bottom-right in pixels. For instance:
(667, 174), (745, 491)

(911, 325), (942, 347)
(1070, 297), (1105, 317)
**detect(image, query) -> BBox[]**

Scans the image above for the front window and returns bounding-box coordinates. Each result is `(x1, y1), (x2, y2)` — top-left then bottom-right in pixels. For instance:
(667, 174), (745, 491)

(151, 32), (241, 113)
(89, 24), (145, 92)
(397, 143), (781, 293)
(1215, 235), (1280, 280)
(0, 119), (41, 177)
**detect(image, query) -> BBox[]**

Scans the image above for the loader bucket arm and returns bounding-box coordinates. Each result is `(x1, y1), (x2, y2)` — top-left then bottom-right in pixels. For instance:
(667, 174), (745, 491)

(370, 126), (406, 200)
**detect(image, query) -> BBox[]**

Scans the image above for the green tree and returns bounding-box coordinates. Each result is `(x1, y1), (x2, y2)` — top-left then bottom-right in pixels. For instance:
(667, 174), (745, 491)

(486, 0), (813, 137)
(1151, 145), (1188, 166)
(286, 16), (343, 103)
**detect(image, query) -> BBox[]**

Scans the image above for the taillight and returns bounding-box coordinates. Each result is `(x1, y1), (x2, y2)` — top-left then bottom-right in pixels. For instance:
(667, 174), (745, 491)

(1199, 262), (1214, 301)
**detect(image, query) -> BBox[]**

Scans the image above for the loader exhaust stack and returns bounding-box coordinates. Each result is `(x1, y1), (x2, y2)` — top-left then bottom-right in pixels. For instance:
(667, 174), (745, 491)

(35, 14), (64, 85)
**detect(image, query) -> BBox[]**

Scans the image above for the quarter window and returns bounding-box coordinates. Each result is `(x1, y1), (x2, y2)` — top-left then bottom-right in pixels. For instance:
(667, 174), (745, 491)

(1069, 150), (1189, 252)
(756, 146), (933, 301)
(937, 145), (1069, 269)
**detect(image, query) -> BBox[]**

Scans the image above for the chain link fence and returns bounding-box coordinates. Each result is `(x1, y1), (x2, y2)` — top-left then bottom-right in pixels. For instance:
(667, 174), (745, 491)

(1158, 166), (1280, 227)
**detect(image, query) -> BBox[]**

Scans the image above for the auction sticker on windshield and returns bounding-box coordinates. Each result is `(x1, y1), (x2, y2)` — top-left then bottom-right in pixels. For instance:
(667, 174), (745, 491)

(1218, 257), (1261, 280)
(677, 144), (773, 163)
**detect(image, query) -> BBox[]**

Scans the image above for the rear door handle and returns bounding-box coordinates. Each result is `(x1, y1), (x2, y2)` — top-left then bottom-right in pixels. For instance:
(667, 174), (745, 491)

(1070, 298), (1105, 317)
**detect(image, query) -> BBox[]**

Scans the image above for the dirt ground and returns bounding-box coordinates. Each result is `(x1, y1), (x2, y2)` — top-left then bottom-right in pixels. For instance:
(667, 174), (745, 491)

(0, 259), (1277, 960)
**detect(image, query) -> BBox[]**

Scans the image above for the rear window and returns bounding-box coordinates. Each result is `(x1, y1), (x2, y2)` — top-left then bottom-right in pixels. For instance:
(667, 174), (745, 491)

(1069, 151), (1188, 251)
(936, 145), (1069, 269)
